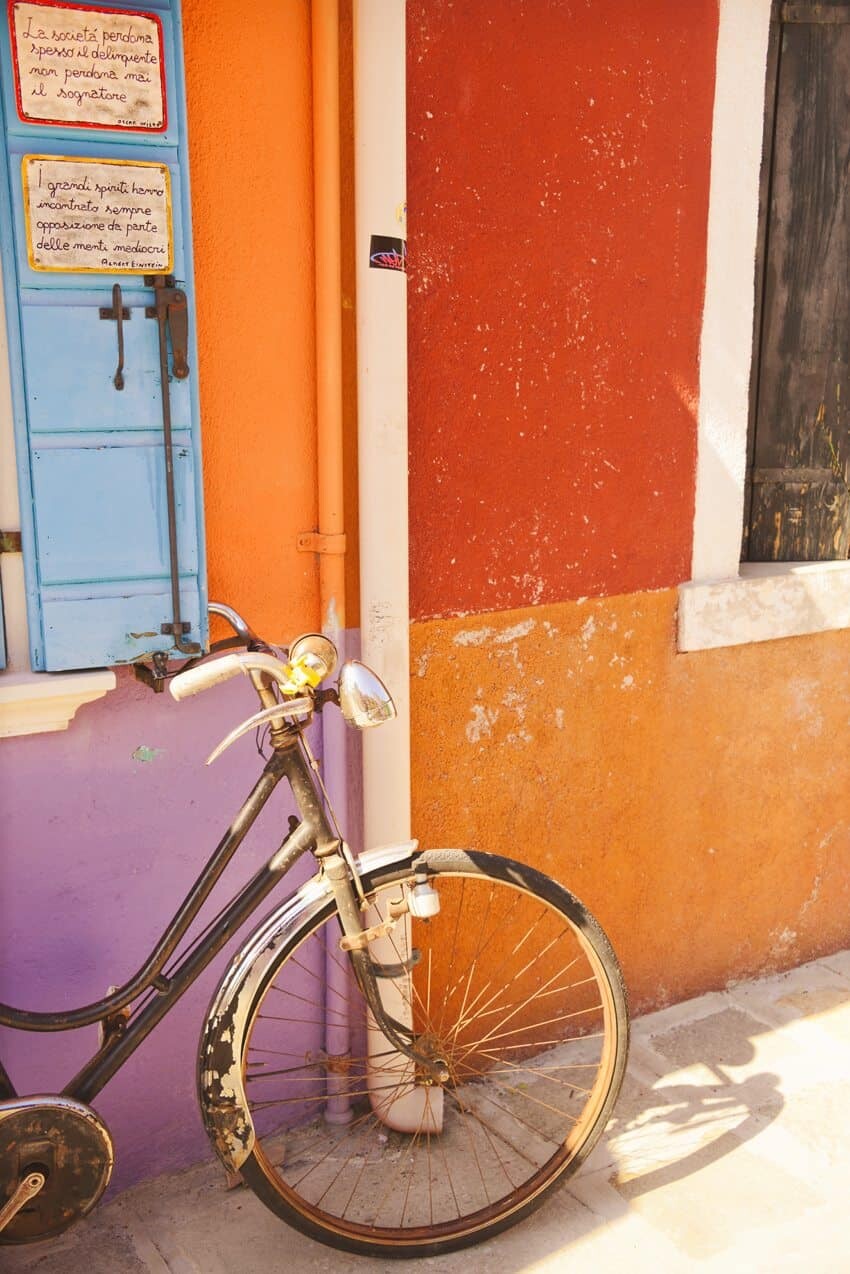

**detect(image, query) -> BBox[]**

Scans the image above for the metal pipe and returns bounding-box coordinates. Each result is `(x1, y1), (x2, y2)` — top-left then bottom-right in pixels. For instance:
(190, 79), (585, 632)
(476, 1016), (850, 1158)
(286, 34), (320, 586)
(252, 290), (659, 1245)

(312, 0), (351, 1123)
(313, 0), (346, 621)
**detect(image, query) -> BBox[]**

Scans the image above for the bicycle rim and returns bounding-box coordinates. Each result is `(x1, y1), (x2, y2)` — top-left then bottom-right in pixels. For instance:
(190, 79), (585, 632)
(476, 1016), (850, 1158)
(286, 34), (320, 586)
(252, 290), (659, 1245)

(238, 851), (628, 1256)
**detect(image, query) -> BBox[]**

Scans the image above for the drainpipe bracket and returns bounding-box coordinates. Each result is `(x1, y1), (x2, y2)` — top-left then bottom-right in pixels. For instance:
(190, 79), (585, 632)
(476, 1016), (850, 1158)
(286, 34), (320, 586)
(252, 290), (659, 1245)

(297, 532), (347, 555)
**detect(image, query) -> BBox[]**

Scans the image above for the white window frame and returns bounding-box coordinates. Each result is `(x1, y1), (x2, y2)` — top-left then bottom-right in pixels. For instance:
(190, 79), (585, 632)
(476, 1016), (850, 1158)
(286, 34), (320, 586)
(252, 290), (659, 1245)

(678, 0), (850, 653)
(0, 254), (114, 737)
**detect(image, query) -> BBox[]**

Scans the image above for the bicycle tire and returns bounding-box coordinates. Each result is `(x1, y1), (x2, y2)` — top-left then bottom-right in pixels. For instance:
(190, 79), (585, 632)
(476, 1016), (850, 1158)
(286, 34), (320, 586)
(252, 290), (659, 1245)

(237, 849), (628, 1257)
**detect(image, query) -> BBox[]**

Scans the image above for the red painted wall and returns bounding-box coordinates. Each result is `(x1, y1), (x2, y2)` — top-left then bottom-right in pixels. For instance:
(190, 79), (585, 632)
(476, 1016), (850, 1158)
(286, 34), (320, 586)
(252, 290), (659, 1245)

(407, 0), (718, 620)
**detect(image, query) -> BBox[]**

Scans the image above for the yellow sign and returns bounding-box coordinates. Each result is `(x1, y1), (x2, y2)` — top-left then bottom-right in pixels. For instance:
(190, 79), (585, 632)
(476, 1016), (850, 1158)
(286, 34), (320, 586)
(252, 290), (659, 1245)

(22, 154), (173, 274)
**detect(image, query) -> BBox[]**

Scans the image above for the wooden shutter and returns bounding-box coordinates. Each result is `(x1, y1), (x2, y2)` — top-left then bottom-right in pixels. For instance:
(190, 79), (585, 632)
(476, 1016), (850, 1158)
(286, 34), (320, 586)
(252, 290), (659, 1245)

(0, 0), (207, 670)
(745, 0), (850, 562)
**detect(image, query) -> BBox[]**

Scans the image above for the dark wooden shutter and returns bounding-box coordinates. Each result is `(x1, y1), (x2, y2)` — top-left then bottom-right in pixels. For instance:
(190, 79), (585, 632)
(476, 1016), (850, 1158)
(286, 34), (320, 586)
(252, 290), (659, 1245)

(745, 0), (850, 561)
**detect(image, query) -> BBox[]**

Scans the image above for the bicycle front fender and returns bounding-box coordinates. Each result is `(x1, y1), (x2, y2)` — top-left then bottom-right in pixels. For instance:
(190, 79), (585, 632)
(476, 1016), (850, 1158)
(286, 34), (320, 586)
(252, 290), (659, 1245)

(197, 840), (419, 1173)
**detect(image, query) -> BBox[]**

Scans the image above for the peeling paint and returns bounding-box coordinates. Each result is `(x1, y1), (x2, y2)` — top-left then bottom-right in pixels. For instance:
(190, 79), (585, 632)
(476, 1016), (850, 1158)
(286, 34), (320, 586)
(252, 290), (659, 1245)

(580, 616), (597, 644)
(453, 617), (536, 647)
(496, 619), (536, 643)
(502, 688), (527, 721)
(465, 703), (499, 743)
(132, 746), (163, 763)
(454, 626), (493, 647)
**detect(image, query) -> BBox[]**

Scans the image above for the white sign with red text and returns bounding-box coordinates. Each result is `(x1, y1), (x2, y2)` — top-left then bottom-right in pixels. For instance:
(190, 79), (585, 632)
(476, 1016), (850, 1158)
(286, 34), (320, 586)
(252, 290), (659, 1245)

(11, 1), (166, 131)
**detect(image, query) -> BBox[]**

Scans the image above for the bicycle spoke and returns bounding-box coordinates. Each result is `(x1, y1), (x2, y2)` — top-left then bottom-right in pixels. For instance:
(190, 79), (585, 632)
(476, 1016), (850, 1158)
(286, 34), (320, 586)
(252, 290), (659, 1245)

(444, 1086), (541, 1171)
(458, 971), (593, 1028)
(473, 1032), (605, 1060)
(276, 951), (350, 1006)
(449, 935), (577, 1046)
(453, 947), (603, 1058)
(458, 1003), (604, 1059)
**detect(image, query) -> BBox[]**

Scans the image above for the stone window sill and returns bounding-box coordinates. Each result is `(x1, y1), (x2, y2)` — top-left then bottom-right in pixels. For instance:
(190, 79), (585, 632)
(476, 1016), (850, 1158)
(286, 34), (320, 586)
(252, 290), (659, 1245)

(678, 561), (850, 652)
(0, 668), (116, 737)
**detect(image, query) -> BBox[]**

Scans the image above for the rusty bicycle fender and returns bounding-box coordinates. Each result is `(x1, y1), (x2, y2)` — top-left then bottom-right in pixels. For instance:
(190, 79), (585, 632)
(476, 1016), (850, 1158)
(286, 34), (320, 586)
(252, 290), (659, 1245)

(196, 841), (419, 1172)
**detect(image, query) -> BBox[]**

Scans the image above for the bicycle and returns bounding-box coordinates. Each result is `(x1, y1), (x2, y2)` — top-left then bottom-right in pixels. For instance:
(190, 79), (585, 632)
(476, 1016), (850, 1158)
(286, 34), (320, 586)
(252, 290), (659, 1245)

(0, 602), (629, 1258)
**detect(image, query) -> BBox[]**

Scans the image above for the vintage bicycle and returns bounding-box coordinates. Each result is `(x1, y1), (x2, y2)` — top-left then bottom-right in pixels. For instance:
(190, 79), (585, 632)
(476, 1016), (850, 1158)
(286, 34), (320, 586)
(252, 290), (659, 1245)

(0, 603), (628, 1258)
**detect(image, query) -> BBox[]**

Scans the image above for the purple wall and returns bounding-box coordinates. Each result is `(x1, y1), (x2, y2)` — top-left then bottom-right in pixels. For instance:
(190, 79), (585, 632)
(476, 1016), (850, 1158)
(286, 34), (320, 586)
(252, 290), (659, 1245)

(0, 667), (358, 1190)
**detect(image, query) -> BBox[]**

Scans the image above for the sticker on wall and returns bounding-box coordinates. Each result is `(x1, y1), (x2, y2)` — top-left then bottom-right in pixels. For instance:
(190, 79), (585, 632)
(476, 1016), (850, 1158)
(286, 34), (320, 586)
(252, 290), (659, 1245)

(369, 235), (406, 272)
(9, 1), (167, 132)
(22, 153), (173, 273)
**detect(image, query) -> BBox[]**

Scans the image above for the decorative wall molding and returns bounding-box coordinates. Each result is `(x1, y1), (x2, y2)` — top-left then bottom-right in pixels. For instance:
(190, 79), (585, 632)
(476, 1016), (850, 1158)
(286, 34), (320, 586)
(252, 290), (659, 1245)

(0, 668), (115, 737)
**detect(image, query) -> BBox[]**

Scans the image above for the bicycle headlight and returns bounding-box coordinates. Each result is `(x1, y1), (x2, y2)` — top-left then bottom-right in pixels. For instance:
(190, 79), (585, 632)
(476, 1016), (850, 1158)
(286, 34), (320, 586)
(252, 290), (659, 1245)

(287, 633), (338, 683)
(338, 660), (397, 729)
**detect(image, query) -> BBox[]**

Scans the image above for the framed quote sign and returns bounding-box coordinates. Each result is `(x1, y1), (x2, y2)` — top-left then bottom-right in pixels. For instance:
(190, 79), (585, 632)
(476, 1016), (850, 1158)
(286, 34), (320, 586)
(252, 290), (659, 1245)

(22, 153), (173, 272)
(9, 0), (167, 131)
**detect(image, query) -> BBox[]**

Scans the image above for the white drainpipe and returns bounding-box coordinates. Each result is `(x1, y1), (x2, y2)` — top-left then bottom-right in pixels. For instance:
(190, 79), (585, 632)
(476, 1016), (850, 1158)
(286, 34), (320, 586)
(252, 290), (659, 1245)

(353, 0), (442, 1134)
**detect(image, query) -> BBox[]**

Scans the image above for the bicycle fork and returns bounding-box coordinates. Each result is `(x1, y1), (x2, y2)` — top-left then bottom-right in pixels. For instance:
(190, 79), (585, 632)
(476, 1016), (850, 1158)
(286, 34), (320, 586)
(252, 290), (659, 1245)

(322, 852), (450, 1093)
(284, 734), (446, 1129)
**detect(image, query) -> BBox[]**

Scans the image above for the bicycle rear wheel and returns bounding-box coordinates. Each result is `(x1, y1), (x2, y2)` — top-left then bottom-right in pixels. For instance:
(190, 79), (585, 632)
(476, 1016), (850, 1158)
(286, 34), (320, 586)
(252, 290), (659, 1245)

(238, 849), (628, 1257)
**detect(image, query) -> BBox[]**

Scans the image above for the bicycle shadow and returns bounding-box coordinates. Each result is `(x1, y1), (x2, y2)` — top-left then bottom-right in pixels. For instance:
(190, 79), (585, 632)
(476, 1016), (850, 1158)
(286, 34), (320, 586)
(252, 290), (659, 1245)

(599, 1001), (785, 1196)
(437, 997), (790, 1272)
(517, 999), (788, 1270)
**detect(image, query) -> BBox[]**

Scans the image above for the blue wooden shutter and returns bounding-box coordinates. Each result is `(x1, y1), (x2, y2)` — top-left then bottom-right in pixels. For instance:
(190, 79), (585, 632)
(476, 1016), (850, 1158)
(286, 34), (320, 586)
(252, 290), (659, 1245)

(0, 0), (207, 671)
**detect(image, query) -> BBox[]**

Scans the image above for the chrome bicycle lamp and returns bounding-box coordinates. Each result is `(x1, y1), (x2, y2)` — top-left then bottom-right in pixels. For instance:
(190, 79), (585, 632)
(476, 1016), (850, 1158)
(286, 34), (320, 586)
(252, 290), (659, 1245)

(288, 633), (339, 682)
(338, 660), (397, 729)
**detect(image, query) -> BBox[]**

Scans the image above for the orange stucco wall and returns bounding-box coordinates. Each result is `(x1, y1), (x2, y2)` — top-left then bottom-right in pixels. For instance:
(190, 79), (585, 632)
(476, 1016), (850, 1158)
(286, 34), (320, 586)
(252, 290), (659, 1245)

(182, 1), (319, 642)
(411, 595), (850, 1011)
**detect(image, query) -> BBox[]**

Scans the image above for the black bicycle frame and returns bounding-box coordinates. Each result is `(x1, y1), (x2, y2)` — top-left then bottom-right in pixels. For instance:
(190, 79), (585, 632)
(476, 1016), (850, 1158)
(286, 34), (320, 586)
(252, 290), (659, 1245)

(0, 733), (338, 1107)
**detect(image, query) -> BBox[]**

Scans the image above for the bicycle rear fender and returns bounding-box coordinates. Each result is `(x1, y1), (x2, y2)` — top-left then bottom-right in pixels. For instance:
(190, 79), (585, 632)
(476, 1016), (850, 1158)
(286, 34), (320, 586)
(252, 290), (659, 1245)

(197, 841), (419, 1173)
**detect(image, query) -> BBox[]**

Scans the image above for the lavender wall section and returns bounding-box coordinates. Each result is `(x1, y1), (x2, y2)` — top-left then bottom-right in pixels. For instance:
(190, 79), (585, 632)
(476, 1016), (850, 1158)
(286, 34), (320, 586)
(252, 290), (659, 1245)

(0, 667), (354, 1191)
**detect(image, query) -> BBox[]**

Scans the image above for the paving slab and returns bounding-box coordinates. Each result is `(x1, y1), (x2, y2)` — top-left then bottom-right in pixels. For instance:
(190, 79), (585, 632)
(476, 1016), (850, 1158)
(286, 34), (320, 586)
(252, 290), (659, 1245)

(4, 951), (850, 1273)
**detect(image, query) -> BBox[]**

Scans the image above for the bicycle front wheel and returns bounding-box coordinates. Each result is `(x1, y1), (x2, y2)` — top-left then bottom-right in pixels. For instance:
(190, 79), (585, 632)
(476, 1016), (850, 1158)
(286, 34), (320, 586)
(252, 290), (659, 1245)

(238, 849), (628, 1257)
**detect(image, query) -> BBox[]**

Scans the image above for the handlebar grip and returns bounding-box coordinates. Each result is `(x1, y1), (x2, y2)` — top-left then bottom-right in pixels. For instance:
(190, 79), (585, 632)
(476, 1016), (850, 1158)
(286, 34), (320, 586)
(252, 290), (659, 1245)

(169, 653), (246, 701)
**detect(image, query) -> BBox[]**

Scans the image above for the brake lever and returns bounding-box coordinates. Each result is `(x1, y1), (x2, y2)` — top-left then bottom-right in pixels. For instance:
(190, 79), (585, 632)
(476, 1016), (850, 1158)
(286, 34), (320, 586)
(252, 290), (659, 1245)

(206, 698), (313, 765)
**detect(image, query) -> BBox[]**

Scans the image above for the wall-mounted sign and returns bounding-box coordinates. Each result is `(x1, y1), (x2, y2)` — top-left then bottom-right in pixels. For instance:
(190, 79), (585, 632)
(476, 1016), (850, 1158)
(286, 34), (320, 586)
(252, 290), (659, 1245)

(10, 1), (166, 131)
(22, 153), (173, 272)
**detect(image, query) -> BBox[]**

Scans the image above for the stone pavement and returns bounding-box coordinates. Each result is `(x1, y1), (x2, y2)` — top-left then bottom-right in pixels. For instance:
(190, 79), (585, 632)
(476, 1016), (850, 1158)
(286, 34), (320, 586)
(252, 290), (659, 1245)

(6, 950), (850, 1273)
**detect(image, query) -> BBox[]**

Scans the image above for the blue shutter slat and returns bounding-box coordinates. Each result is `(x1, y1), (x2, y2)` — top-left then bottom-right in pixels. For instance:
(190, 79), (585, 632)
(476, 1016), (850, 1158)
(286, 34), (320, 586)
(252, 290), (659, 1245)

(0, 0), (207, 673)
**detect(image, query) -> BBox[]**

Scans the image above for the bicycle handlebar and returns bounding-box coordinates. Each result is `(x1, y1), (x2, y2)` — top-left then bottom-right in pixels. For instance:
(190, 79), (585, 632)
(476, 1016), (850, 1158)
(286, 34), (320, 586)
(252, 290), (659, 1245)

(169, 653), (245, 700)
(170, 652), (303, 702)
(208, 601), (266, 649)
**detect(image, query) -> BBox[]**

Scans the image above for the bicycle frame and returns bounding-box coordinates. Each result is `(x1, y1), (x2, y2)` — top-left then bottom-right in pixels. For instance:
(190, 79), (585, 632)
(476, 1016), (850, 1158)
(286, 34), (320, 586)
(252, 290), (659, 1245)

(0, 733), (337, 1108)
